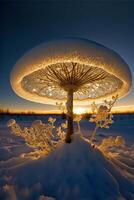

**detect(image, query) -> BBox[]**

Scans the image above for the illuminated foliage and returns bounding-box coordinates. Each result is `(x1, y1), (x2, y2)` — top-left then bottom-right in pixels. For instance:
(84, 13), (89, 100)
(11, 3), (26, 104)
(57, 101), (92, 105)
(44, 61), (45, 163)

(89, 95), (118, 142)
(99, 136), (125, 153)
(7, 118), (66, 154)
(74, 115), (83, 133)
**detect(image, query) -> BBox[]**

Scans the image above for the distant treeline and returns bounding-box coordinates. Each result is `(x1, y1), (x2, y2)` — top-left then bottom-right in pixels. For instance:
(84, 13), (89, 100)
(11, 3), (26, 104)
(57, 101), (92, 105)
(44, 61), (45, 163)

(0, 110), (134, 121)
(0, 109), (47, 115)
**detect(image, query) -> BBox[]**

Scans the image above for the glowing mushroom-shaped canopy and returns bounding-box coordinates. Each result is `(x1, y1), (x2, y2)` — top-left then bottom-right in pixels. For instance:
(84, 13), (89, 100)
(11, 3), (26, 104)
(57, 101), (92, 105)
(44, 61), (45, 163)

(11, 38), (132, 142)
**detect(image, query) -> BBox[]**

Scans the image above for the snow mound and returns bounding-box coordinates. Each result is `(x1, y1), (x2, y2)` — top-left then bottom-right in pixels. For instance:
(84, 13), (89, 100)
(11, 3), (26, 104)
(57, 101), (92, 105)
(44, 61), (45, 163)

(1, 134), (134, 200)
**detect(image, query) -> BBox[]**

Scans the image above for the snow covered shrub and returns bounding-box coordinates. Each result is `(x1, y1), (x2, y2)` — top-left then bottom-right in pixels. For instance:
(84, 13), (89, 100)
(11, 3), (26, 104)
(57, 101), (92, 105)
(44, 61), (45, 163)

(58, 121), (67, 140)
(89, 95), (118, 142)
(99, 135), (125, 152)
(7, 118), (66, 154)
(115, 136), (125, 146)
(7, 119), (23, 136)
(74, 115), (83, 133)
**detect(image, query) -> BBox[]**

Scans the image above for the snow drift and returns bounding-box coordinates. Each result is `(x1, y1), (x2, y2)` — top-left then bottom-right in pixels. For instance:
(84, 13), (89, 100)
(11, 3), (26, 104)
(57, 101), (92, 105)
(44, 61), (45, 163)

(1, 134), (134, 200)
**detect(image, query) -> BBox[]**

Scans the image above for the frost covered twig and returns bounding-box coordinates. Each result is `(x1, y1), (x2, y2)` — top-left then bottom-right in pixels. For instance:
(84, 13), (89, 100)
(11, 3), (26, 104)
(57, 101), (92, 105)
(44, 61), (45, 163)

(7, 118), (66, 154)
(89, 95), (118, 143)
(99, 136), (125, 153)
(74, 115), (82, 133)
(56, 102), (66, 113)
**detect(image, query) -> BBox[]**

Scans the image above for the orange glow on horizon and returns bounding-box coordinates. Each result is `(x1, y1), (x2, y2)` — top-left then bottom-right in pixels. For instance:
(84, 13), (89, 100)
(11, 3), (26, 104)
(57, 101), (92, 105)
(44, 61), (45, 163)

(1, 105), (134, 114)
(73, 107), (87, 114)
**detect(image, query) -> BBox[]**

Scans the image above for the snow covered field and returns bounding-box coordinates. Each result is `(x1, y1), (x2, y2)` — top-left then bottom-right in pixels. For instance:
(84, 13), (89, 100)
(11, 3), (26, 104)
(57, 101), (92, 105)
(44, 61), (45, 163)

(0, 114), (134, 200)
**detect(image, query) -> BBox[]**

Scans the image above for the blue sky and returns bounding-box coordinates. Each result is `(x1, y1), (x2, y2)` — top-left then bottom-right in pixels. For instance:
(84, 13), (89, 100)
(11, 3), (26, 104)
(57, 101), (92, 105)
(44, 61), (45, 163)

(0, 1), (134, 112)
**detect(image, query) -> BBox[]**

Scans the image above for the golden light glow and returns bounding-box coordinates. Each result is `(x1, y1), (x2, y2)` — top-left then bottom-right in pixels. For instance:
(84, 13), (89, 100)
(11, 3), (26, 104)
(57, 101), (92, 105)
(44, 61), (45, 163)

(73, 107), (87, 114)
(1, 104), (134, 114)
(11, 38), (132, 106)
(112, 105), (134, 113)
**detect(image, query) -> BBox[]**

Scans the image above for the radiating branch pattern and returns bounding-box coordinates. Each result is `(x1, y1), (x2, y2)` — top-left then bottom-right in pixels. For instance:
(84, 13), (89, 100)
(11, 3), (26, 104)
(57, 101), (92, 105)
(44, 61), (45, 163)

(21, 62), (122, 100)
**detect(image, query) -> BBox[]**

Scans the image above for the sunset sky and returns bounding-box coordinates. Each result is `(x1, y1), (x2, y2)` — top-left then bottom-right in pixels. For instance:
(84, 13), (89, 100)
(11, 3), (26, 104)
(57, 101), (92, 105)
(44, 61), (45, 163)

(0, 1), (134, 113)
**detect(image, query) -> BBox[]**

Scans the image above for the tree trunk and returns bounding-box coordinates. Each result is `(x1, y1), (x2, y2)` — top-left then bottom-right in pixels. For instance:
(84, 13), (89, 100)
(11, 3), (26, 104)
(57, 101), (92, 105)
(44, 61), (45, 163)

(65, 90), (73, 143)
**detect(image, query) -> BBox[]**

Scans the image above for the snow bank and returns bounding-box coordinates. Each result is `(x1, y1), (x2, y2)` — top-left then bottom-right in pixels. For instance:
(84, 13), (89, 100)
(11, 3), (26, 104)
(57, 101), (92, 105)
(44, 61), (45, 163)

(1, 134), (134, 200)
